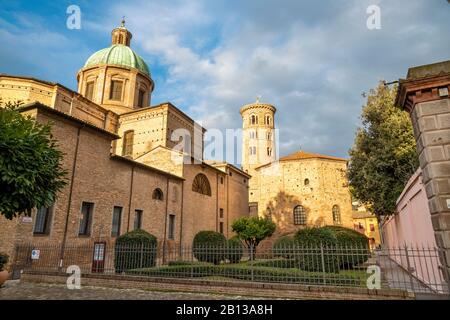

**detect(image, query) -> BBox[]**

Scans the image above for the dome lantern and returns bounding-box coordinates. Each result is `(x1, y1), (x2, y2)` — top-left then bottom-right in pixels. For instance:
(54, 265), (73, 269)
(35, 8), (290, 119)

(111, 17), (132, 46)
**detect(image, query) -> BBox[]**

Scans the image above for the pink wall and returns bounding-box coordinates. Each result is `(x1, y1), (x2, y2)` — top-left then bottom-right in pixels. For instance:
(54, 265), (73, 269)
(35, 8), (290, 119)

(382, 168), (445, 290)
(383, 168), (436, 248)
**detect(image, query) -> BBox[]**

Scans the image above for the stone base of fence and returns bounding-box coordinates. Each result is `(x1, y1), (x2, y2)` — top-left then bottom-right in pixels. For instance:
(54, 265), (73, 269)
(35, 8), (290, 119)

(20, 271), (414, 300)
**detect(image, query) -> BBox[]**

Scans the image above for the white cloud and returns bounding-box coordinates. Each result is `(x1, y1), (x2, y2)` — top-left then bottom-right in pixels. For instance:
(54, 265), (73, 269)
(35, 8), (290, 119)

(2, 0), (449, 165)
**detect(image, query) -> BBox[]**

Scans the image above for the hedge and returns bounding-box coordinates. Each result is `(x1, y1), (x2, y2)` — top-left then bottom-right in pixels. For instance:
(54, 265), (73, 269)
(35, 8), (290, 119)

(225, 236), (244, 263)
(114, 229), (157, 273)
(272, 236), (297, 259)
(294, 227), (339, 273)
(127, 264), (362, 286)
(192, 231), (227, 264)
(0, 252), (8, 272)
(322, 226), (370, 267)
(252, 258), (297, 269)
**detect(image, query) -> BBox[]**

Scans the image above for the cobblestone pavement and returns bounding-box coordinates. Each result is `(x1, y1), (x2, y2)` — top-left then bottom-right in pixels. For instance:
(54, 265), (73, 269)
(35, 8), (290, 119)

(0, 281), (270, 300)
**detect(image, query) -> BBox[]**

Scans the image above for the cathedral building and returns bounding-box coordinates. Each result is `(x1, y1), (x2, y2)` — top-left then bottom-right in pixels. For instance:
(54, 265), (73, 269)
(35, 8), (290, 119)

(0, 21), (250, 259)
(240, 101), (353, 237)
(0, 20), (354, 260)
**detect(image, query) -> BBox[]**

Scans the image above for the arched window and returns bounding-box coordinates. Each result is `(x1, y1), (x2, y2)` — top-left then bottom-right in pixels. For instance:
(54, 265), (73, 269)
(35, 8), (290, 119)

(192, 173), (211, 196)
(265, 115), (271, 125)
(293, 205), (306, 225)
(332, 205), (341, 225)
(267, 147), (272, 156)
(152, 188), (164, 200)
(250, 114), (258, 125)
(304, 178), (310, 186)
(267, 131), (272, 140)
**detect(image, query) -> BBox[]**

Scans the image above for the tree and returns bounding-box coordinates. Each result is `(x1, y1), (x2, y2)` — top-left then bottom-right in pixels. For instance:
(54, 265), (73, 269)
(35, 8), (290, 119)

(348, 82), (418, 217)
(231, 216), (276, 258)
(0, 99), (67, 220)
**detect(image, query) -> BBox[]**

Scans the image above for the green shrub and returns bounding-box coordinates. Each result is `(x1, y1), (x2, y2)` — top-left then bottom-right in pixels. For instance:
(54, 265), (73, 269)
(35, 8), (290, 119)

(273, 236), (297, 259)
(322, 226), (370, 267)
(114, 229), (157, 273)
(193, 231), (227, 265)
(0, 252), (8, 272)
(294, 227), (339, 273)
(226, 236), (244, 263)
(252, 258), (297, 269)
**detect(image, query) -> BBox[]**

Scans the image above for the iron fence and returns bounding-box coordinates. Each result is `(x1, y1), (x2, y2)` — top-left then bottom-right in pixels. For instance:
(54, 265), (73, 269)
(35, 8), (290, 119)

(11, 241), (450, 295)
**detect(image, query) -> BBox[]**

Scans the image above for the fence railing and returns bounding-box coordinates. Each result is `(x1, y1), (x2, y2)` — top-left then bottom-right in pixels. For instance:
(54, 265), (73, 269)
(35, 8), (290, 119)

(12, 241), (450, 295)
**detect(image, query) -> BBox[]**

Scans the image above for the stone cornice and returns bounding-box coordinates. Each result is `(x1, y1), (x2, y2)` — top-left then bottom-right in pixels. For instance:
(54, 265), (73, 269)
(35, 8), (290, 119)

(240, 103), (276, 115)
(396, 74), (450, 113)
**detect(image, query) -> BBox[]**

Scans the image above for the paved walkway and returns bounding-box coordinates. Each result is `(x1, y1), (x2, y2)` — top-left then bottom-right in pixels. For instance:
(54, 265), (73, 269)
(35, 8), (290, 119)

(0, 281), (269, 300)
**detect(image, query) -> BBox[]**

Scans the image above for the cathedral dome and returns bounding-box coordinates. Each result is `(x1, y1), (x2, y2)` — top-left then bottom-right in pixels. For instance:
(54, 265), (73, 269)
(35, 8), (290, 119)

(83, 44), (150, 77)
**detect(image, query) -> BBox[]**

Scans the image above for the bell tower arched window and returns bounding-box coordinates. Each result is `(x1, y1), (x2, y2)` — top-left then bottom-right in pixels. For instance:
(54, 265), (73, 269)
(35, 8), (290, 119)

(250, 114), (258, 125)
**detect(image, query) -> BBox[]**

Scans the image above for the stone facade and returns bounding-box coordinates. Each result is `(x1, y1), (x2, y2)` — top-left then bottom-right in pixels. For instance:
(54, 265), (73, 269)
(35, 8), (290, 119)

(396, 60), (450, 283)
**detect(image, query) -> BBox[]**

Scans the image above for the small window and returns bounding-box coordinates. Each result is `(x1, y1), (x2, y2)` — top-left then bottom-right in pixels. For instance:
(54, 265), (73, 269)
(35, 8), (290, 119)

(110, 80), (123, 101)
(111, 206), (122, 237)
(122, 130), (134, 158)
(79, 202), (94, 236)
(266, 207), (272, 220)
(219, 222), (224, 234)
(265, 115), (271, 125)
(34, 207), (51, 235)
(134, 209), (143, 230)
(267, 131), (272, 140)
(219, 208), (224, 219)
(250, 114), (258, 125)
(304, 179), (310, 186)
(267, 147), (272, 156)
(168, 214), (175, 240)
(137, 89), (145, 108)
(220, 177), (224, 184)
(152, 188), (164, 200)
(332, 205), (341, 225)
(85, 81), (95, 100)
(293, 205), (306, 225)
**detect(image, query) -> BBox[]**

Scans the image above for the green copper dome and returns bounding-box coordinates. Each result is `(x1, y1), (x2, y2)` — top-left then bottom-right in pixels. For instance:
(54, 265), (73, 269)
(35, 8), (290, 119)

(84, 44), (150, 77)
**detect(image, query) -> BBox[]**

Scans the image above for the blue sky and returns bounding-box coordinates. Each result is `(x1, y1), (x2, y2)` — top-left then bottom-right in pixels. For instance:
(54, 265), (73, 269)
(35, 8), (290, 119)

(1, 0), (449, 165)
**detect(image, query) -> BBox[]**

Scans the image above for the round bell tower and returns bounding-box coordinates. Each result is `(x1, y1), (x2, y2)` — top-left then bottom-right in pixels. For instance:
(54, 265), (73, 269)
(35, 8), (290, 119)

(240, 98), (277, 176)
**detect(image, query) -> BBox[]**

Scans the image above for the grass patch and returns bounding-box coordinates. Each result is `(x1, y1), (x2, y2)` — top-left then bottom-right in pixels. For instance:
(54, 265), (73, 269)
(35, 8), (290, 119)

(127, 263), (368, 287)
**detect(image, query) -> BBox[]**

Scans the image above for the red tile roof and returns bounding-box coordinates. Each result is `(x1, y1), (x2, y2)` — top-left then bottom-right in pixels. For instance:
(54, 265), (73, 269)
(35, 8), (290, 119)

(279, 150), (348, 162)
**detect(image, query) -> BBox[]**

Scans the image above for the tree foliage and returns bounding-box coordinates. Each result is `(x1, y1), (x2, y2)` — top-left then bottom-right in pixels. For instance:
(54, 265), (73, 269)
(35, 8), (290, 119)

(232, 216), (276, 252)
(0, 99), (67, 219)
(348, 82), (418, 217)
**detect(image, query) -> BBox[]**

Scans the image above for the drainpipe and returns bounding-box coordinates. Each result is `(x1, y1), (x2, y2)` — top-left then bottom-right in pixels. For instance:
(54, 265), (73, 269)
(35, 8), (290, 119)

(126, 165), (135, 232)
(59, 124), (83, 270)
(162, 176), (170, 263)
(216, 172), (219, 232)
(179, 182), (184, 253)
